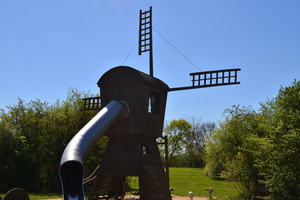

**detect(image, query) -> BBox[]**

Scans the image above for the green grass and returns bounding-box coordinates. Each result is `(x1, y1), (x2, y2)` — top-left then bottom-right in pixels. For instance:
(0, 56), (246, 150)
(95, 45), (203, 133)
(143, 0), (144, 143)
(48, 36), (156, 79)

(1, 168), (239, 199)
(0, 193), (61, 200)
(30, 194), (61, 200)
(169, 167), (239, 199)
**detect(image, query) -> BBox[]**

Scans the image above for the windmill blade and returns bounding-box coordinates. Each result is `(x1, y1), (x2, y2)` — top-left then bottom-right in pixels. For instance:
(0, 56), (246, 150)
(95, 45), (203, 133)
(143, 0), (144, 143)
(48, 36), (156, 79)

(138, 7), (154, 77)
(169, 68), (241, 92)
(81, 96), (102, 111)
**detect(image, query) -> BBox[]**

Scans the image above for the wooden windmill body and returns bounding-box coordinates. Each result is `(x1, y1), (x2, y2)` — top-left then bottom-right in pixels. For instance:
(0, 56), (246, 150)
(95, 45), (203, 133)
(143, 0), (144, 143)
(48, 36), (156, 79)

(88, 67), (170, 200)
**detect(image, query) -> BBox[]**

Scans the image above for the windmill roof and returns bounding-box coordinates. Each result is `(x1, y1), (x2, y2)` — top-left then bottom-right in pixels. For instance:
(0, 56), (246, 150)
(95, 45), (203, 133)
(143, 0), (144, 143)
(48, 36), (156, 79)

(97, 66), (169, 90)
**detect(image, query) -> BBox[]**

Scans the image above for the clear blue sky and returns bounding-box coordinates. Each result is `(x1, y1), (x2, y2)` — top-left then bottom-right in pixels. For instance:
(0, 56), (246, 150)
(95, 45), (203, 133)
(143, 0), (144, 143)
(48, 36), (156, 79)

(1, 0), (299, 123)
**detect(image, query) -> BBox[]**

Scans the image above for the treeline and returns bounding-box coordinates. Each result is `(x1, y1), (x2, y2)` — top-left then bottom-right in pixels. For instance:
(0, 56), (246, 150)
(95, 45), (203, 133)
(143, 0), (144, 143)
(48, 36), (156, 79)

(0, 89), (107, 193)
(162, 119), (215, 168)
(1, 81), (299, 199)
(204, 80), (300, 199)
(0, 87), (215, 193)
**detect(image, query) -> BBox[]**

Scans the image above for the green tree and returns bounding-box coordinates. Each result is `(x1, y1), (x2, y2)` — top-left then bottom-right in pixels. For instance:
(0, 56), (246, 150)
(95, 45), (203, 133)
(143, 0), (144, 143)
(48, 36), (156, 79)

(0, 88), (108, 193)
(164, 119), (192, 166)
(162, 119), (215, 167)
(187, 120), (215, 167)
(204, 80), (300, 200)
(204, 105), (261, 196)
(254, 80), (300, 199)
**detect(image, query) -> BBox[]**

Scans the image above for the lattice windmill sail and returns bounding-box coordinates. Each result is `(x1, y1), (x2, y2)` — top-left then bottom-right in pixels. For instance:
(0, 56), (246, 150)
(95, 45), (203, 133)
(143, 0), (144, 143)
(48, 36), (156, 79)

(81, 96), (102, 111)
(137, 7), (241, 92)
(138, 6), (153, 76)
(169, 68), (241, 91)
(60, 6), (241, 200)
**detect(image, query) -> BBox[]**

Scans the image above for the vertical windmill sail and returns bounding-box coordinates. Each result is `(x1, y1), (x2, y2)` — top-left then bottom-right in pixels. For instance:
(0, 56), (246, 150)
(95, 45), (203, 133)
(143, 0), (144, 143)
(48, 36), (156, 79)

(138, 7), (153, 77)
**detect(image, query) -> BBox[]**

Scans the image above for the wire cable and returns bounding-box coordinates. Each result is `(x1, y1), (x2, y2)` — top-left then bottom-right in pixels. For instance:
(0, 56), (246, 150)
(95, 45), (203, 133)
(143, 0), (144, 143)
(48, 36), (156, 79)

(153, 27), (201, 71)
(121, 43), (138, 65)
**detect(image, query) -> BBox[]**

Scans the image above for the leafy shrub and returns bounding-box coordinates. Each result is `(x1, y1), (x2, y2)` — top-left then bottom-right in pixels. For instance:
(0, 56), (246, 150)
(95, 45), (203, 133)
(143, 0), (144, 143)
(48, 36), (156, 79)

(204, 80), (300, 200)
(0, 89), (107, 193)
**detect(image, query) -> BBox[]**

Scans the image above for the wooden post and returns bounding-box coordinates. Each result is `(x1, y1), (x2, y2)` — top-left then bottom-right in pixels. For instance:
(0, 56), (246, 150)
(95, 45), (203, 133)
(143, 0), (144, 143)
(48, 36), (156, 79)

(164, 136), (170, 188)
(149, 6), (153, 77)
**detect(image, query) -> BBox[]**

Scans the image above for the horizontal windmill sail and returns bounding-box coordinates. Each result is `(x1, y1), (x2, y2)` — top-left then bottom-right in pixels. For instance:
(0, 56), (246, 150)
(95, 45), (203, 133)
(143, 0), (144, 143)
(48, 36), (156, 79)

(169, 68), (241, 92)
(81, 96), (101, 111)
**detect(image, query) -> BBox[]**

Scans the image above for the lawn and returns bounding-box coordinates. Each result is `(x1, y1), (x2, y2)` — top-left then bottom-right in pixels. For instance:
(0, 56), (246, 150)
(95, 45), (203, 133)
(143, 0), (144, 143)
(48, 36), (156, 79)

(169, 167), (239, 199)
(0, 193), (61, 200)
(1, 168), (239, 200)
(29, 194), (61, 200)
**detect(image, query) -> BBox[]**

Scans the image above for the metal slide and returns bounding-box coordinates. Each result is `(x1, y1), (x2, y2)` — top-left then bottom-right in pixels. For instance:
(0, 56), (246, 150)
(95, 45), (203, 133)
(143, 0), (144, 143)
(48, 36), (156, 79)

(59, 100), (129, 200)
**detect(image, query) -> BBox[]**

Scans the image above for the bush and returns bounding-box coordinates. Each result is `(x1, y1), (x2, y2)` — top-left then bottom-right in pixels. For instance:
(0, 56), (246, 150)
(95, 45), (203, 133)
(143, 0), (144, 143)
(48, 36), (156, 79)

(0, 89), (107, 193)
(204, 80), (300, 200)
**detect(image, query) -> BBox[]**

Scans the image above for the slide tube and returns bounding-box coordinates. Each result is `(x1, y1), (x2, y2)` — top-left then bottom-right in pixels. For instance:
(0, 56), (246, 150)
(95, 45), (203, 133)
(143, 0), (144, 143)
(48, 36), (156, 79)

(59, 100), (129, 200)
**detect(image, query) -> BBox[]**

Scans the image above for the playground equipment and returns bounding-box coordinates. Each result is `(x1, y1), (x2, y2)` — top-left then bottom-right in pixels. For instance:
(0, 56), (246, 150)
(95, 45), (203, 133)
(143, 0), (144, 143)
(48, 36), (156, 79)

(2, 188), (29, 200)
(206, 188), (214, 200)
(60, 100), (129, 200)
(188, 191), (194, 200)
(59, 6), (240, 200)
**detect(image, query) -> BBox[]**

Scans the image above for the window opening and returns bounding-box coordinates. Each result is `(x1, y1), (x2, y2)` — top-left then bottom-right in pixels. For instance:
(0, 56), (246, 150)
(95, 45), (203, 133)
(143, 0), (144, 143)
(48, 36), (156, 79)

(147, 91), (161, 113)
(142, 145), (151, 155)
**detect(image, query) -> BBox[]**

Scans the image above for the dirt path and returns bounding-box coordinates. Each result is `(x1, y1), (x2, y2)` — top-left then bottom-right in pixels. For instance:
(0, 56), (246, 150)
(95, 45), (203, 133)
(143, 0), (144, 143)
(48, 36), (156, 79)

(123, 196), (208, 200)
(172, 195), (208, 200)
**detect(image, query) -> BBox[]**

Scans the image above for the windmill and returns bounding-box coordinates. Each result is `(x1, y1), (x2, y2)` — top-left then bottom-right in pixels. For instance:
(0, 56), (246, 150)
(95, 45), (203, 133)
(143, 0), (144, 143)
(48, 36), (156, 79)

(137, 6), (240, 91)
(67, 6), (240, 200)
